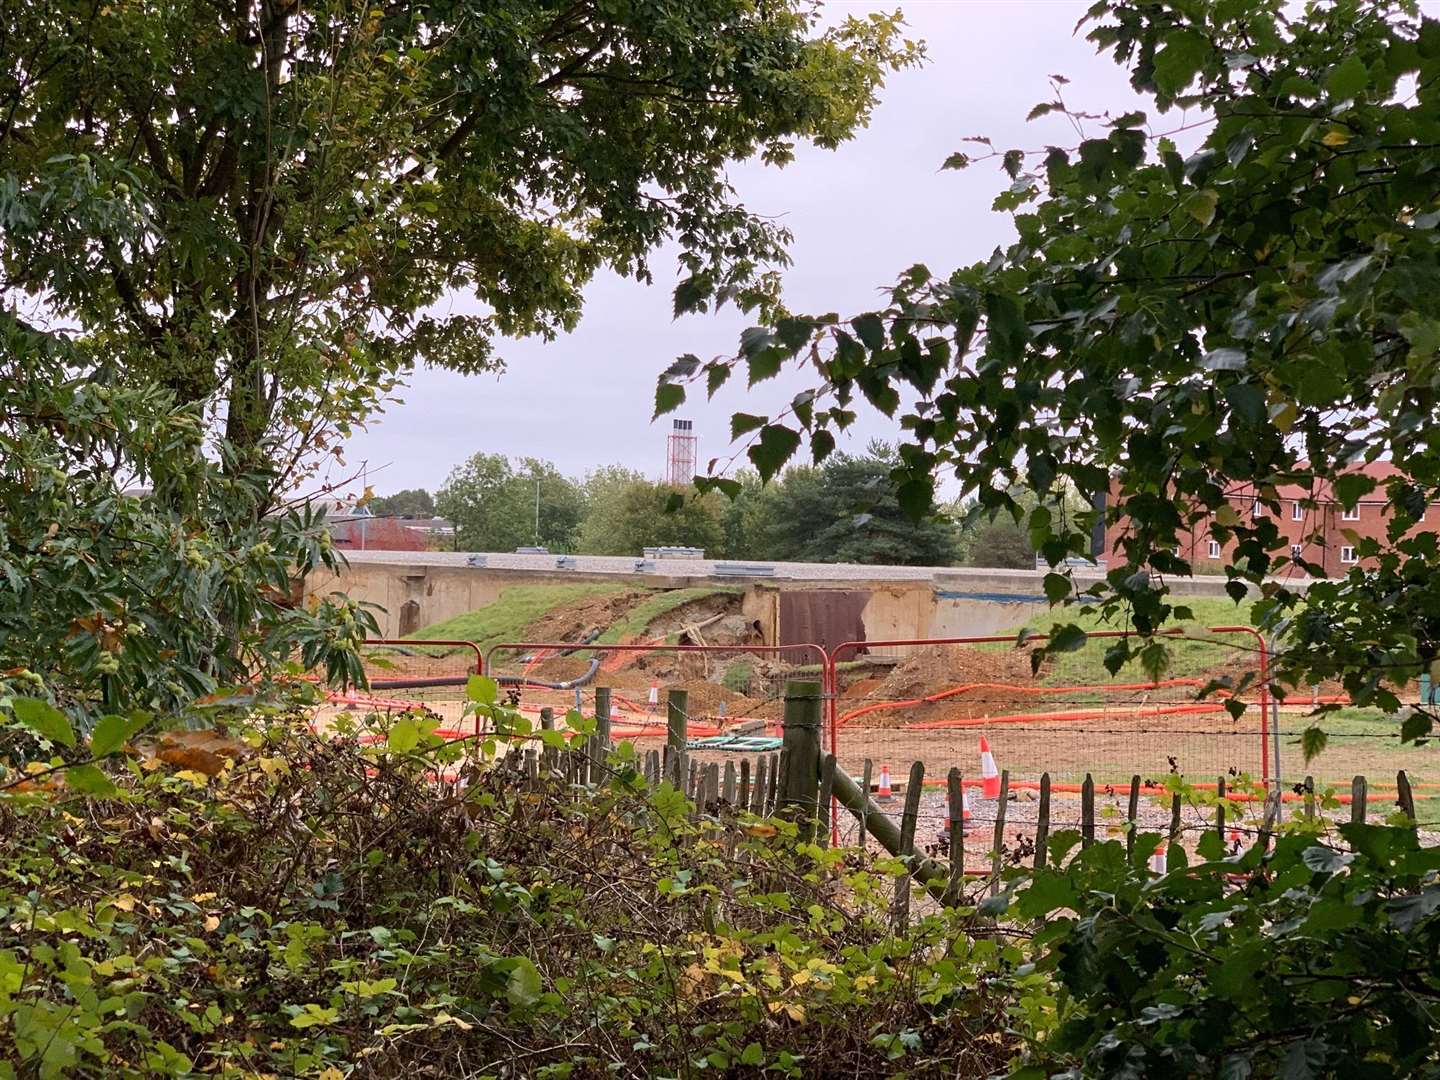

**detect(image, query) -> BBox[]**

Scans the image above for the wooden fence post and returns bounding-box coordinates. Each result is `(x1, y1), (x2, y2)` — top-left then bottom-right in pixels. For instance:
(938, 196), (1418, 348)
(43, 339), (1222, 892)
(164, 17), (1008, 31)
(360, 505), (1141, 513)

(858, 760), (873, 849)
(780, 680), (823, 839)
(817, 754), (838, 848)
(1351, 775), (1367, 825)
(739, 759), (751, 810)
(723, 761), (736, 804)
(1216, 776), (1226, 841)
(1398, 770), (1417, 827)
(946, 769), (964, 902)
(1034, 773), (1052, 869)
(892, 761), (925, 932)
(1081, 774), (1095, 851)
(592, 687), (612, 785)
(750, 756), (767, 814)
(990, 769), (1010, 896)
(1126, 774), (1141, 857)
(1304, 775), (1316, 821)
(667, 689), (688, 786)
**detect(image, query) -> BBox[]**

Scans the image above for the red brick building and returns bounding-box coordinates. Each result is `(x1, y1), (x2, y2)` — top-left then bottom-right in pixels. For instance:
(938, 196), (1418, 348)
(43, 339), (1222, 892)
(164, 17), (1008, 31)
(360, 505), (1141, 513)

(1103, 462), (1429, 578)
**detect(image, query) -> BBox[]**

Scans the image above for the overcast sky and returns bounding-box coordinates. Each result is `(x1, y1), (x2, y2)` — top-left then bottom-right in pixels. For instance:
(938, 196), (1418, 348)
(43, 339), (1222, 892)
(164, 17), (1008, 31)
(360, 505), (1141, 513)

(337, 0), (1153, 497)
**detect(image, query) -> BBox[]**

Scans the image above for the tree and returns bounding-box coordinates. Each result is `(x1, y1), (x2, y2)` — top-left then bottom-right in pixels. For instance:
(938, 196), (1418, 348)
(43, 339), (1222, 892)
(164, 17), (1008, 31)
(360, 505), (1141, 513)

(368, 489), (435, 518)
(756, 446), (961, 565)
(576, 479), (724, 556)
(0, 0), (916, 493)
(0, 322), (373, 720)
(437, 454), (583, 552)
(684, 0), (1440, 732)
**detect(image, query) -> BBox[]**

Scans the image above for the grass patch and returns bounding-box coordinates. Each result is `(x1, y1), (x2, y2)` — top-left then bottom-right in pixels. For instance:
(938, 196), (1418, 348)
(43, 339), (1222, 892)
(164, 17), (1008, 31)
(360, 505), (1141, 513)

(595, 586), (740, 645)
(401, 583), (631, 655)
(999, 595), (1262, 687)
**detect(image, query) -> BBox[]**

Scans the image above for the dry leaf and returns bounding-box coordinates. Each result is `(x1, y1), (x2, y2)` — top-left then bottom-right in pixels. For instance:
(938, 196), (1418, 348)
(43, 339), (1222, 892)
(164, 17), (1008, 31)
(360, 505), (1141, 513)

(203, 915), (221, 932)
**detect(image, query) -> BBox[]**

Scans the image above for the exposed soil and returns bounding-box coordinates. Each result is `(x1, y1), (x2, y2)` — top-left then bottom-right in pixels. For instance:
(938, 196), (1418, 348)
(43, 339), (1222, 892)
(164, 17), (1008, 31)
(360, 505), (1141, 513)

(522, 589), (650, 644)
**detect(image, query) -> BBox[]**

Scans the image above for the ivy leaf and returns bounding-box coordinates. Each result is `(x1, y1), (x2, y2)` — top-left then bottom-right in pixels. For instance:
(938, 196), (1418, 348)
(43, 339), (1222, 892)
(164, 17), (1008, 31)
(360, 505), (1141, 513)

(653, 381), (685, 420)
(748, 425), (802, 483)
(66, 763), (118, 797)
(11, 698), (75, 748)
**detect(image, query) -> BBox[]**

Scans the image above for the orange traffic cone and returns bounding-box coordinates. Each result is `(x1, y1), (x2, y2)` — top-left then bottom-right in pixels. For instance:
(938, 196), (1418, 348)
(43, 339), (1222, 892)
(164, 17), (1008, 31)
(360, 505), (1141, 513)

(1149, 842), (1167, 874)
(877, 764), (894, 801)
(979, 736), (1001, 798)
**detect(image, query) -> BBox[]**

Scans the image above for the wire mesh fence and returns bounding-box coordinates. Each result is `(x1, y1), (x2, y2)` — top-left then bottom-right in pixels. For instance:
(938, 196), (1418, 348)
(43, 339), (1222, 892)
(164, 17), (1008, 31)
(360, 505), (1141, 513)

(826, 629), (1271, 798)
(481, 641), (827, 745)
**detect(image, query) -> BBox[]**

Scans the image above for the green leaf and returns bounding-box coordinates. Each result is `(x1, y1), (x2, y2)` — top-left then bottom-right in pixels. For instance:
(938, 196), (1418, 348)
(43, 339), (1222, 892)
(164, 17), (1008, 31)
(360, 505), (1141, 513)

(1300, 726), (1328, 763)
(506, 957), (543, 1006)
(705, 362), (732, 398)
(747, 425), (802, 483)
(388, 717), (420, 752)
(11, 698), (75, 748)
(851, 313), (885, 351)
(1401, 710), (1432, 743)
(1043, 573), (1071, 604)
(65, 764), (118, 798)
(1153, 30), (1209, 95)
(731, 413), (768, 439)
(1202, 347), (1246, 372)
(467, 676), (498, 705)
(1326, 55), (1368, 100)
(653, 381), (685, 420)
(983, 292), (1028, 362)
(1184, 188), (1219, 227)
(90, 712), (149, 757)
(1049, 624), (1087, 653)
(740, 1042), (764, 1066)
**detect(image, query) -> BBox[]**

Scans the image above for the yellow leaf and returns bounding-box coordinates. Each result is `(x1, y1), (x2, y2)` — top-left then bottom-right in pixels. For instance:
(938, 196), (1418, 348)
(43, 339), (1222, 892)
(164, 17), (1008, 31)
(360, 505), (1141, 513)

(791, 969), (812, 986)
(192, 892), (217, 903)
(174, 769), (211, 787)
(113, 893), (137, 912)
(431, 1012), (474, 1031)
(258, 757), (289, 778)
(784, 1003), (806, 1022)
(1322, 128), (1351, 147)
(203, 915), (221, 932)
(318, 1068), (345, 1080)
(744, 823), (778, 838)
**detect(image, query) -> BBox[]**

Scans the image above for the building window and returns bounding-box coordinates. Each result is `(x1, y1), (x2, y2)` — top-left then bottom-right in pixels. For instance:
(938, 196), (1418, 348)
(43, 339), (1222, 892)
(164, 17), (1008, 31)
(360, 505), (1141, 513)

(1252, 499), (1266, 517)
(1291, 502), (1303, 521)
(1208, 540), (1221, 558)
(1290, 544), (1303, 559)
(1341, 506), (1360, 521)
(1341, 545), (1358, 564)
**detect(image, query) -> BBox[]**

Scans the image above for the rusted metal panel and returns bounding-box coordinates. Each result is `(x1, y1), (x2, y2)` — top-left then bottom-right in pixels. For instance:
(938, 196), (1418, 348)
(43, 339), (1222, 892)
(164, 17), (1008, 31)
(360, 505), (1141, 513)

(779, 590), (868, 652)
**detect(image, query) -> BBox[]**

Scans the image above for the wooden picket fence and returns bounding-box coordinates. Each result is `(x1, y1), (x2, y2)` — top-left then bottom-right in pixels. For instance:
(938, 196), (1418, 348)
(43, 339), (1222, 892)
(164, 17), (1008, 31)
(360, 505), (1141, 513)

(502, 682), (1428, 932)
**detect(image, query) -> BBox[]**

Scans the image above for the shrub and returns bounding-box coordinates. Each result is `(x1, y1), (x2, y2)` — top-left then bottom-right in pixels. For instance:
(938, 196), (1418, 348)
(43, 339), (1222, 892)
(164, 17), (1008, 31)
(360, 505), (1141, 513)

(0, 690), (1027, 1078)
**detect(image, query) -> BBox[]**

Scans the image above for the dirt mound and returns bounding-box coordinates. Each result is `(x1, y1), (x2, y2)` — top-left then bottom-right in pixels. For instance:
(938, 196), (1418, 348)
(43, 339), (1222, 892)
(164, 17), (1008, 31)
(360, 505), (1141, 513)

(874, 645), (1037, 701)
(523, 589), (649, 644)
